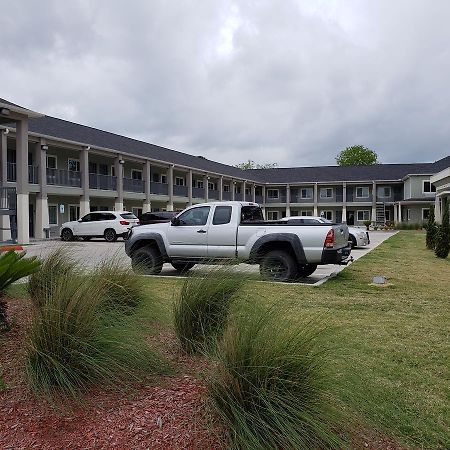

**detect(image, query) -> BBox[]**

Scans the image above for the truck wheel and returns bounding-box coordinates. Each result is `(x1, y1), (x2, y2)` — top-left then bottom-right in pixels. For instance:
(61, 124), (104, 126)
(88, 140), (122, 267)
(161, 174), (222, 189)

(297, 264), (318, 278)
(259, 250), (298, 282)
(349, 234), (357, 248)
(131, 246), (163, 275)
(171, 262), (195, 273)
(61, 228), (74, 241)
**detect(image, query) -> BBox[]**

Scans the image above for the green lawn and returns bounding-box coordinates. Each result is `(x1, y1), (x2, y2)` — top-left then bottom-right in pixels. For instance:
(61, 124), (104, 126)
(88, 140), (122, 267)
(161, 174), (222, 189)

(143, 231), (450, 449)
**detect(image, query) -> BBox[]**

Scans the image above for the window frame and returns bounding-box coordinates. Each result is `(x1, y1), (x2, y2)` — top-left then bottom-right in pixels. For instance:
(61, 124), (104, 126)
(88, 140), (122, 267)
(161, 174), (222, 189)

(320, 210), (333, 221)
(356, 186), (369, 199)
(131, 169), (143, 180)
(378, 186), (392, 198)
(423, 180), (436, 194)
(266, 210), (279, 220)
(267, 189), (279, 199)
(300, 210), (313, 216)
(48, 204), (58, 225)
(422, 208), (430, 221)
(176, 206), (211, 226)
(223, 184), (230, 192)
(175, 176), (185, 186)
(356, 210), (370, 221)
(69, 204), (80, 222)
(212, 206), (233, 225)
(67, 158), (80, 172)
(47, 155), (57, 170)
(300, 188), (313, 199)
(320, 187), (333, 199)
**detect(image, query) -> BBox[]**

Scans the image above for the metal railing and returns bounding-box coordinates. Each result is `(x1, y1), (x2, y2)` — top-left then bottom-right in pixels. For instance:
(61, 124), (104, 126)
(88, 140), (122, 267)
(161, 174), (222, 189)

(150, 182), (168, 195)
(192, 187), (204, 198)
(266, 195), (286, 203)
(174, 185), (188, 197)
(6, 163), (38, 184)
(123, 177), (144, 193)
(255, 195), (263, 204)
(209, 189), (220, 199)
(223, 191), (231, 200)
(89, 173), (117, 190)
(0, 187), (16, 211)
(47, 168), (81, 187)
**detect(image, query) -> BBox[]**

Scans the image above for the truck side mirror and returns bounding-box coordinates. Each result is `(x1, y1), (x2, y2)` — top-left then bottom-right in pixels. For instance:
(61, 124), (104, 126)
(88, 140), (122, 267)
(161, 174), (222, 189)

(171, 217), (180, 226)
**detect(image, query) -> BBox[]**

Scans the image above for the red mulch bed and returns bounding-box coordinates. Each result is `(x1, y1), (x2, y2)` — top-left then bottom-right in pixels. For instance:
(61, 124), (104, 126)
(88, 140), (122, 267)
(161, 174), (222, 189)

(0, 298), (224, 449)
(0, 297), (406, 450)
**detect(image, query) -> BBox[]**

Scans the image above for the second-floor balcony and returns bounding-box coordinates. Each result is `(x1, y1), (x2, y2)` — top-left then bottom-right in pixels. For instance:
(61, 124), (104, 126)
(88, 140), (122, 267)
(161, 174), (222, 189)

(192, 187), (204, 198)
(174, 185), (188, 197)
(89, 173), (116, 190)
(150, 182), (168, 195)
(47, 168), (81, 187)
(7, 163), (39, 184)
(266, 195), (286, 203)
(123, 177), (144, 193)
(255, 195), (264, 203)
(223, 191), (231, 200)
(209, 189), (220, 200)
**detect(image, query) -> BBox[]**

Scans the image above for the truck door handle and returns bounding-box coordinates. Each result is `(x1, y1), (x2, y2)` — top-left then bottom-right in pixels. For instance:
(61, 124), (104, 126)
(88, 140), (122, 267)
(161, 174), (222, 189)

(197, 229), (207, 234)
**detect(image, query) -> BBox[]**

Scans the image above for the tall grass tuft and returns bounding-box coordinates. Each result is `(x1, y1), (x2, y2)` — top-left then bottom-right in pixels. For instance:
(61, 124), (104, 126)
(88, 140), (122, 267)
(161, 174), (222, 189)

(208, 303), (342, 450)
(173, 267), (245, 354)
(26, 252), (168, 399)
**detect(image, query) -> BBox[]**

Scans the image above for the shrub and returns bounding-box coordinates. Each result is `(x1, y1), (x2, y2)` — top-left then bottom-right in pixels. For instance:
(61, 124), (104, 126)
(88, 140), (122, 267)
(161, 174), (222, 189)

(0, 251), (40, 331)
(173, 267), (245, 354)
(208, 303), (342, 449)
(363, 220), (372, 231)
(425, 206), (437, 249)
(435, 199), (450, 259)
(27, 247), (76, 308)
(26, 258), (167, 399)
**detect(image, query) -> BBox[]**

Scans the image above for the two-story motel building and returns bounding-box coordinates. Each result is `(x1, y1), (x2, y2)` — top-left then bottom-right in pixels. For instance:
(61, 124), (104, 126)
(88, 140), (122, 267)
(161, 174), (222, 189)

(1, 97), (449, 244)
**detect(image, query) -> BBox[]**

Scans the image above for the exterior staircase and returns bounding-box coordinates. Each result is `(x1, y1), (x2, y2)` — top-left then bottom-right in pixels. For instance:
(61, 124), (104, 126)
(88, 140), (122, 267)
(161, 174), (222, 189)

(376, 203), (386, 225)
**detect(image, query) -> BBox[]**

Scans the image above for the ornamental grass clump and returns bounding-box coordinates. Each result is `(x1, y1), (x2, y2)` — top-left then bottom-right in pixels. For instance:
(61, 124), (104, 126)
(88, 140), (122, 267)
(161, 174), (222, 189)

(173, 267), (246, 354)
(26, 254), (167, 399)
(208, 303), (342, 450)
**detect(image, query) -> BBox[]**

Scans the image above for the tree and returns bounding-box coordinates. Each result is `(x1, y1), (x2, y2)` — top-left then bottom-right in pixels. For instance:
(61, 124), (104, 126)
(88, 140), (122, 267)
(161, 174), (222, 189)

(425, 205), (437, 249)
(435, 198), (450, 259)
(236, 160), (278, 170)
(336, 145), (378, 166)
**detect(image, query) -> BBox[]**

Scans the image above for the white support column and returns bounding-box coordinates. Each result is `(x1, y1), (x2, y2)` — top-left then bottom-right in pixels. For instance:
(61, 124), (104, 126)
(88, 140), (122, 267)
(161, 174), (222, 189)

(342, 182), (347, 223)
(0, 131), (10, 240)
(398, 202), (402, 223)
(204, 174), (209, 202)
(394, 203), (398, 223)
(219, 176), (223, 201)
(143, 160), (151, 213)
(114, 156), (124, 211)
(371, 181), (377, 222)
(35, 140), (49, 238)
(188, 170), (193, 206)
(262, 186), (266, 217)
(80, 147), (90, 216)
(313, 183), (318, 216)
(286, 184), (291, 217)
(16, 119), (29, 244)
(167, 165), (174, 211)
(231, 180), (235, 201)
(242, 181), (246, 202)
(251, 184), (256, 202)
(434, 196), (442, 224)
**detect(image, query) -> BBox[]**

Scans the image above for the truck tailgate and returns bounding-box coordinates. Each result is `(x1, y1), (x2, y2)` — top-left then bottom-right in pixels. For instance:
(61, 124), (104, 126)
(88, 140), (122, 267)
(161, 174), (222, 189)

(332, 224), (349, 248)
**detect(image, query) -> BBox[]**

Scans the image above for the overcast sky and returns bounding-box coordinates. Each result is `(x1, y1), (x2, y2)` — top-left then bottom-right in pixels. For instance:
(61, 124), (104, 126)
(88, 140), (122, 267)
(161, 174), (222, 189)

(1, 0), (449, 167)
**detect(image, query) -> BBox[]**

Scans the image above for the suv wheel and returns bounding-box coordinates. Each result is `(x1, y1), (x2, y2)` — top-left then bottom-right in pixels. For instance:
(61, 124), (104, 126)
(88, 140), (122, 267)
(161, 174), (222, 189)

(132, 246), (163, 275)
(297, 264), (318, 278)
(171, 262), (195, 273)
(349, 234), (357, 248)
(259, 250), (298, 282)
(61, 228), (74, 242)
(104, 228), (117, 242)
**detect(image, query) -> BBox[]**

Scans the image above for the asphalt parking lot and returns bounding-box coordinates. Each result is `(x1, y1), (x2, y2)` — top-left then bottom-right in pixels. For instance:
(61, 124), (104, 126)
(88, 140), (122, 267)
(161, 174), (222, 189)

(24, 231), (397, 285)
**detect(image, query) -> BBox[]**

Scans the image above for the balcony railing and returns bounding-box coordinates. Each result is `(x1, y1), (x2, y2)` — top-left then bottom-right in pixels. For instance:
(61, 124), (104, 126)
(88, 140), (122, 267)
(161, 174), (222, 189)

(223, 191), (231, 200)
(89, 173), (117, 190)
(235, 193), (243, 201)
(192, 187), (204, 198)
(266, 195), (286, 203)
(0, 187), (16, 211)
(123, 177), (144, 193)
(255, 195), (263, 204)
(209, 189), (220, 200)
(290, 195), (313, 203)
(150, 182), (168, 195)
(47, 168), (81, 187)
(174, 185), (188, 197)
(6, 163), (38, 184)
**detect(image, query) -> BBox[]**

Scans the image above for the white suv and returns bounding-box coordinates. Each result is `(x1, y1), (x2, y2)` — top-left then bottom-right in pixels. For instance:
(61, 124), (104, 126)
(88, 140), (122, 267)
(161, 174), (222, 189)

(60, 211), (139, 242)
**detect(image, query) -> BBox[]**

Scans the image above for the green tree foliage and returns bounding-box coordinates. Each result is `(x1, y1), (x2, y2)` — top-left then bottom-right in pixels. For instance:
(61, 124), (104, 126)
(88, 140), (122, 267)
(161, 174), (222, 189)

(336, 145), (378, 166)
(236, 160), (278, 170)
(425, 205), (437, 249)
(435, 199), (450, 259)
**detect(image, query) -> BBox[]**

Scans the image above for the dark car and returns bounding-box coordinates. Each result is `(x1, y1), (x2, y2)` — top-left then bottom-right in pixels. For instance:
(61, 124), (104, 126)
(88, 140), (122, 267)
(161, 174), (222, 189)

(138, 211), (177, 225)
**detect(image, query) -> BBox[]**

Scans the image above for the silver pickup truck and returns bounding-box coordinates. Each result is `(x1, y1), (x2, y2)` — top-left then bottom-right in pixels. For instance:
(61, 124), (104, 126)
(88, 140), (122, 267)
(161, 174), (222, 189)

(125, 202), (351, 282)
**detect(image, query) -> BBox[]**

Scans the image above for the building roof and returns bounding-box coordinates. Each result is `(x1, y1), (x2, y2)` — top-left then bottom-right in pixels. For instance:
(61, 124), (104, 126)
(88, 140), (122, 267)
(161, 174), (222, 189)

(1, 97), (450, 184)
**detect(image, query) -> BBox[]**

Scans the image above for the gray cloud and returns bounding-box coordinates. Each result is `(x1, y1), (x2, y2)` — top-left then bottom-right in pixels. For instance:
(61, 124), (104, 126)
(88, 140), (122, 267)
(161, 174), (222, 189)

(1, 0), (450, 167)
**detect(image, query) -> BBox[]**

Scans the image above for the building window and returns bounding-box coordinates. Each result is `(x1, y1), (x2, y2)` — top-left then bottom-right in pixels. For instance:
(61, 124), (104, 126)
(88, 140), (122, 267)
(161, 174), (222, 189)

(378, 186), (392, 198)
(161, 174), (167, 184)
(99, 164), (108, 175)
(196, 180), (204, 189)
(245, 187), (251, 196)
(423, 181), (436, 193)
(320, 210), (333, 221)
(131, 169), (142, 180)
(290, 210), (299, 216)
(267, 211), (279, 220)
(300, 188), (313, 199)
(357, 210), (370, 221)
(208, 182), (217, 190)
(69, 205), (80, 222)
(47, 155), (57, 169)
(68, 158), (80, 172)
(300, 210), (313, 216)
(111, 165), (115, 177)
(422, 209), (430, 221)
(48, 205), (58, 225)
(267, 189), (279, 199)
(152, 173), (160, 183)
(356, 186), (369, 198)
(320, 188), (333, 199)
(175, 177), (185, 186)
(132, 207), (143, 217)
(223, 184), (230, 192)
(213, 206), (232, 225)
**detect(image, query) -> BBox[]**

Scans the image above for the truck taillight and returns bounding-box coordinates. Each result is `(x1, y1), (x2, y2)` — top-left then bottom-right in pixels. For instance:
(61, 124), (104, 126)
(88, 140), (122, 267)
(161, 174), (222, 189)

(324, 229), (334, 248)
(120, 220), (130, 225)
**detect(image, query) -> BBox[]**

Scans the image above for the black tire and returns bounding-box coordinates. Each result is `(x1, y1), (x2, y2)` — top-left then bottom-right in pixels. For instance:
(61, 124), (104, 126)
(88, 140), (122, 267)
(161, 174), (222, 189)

(171, 262), (195, 273)
(259, 250), (298, 282)
(61, 228), (74, 242)
(349, 234), (357, 248)
(297, 264), (318, 278)
(131, 246), (163, 275)
(82, 236), (92, 241)
(104, 228), (117, 242)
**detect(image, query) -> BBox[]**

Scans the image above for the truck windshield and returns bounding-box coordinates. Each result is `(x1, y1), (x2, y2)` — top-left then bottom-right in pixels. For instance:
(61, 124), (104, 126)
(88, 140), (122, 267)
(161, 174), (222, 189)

(241, 206), (264, 222)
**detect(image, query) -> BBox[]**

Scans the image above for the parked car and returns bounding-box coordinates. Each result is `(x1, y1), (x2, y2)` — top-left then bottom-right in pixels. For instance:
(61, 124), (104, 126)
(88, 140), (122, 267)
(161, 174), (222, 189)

(60, 211), (139, 242)
(139, 211), (177, 225)
(125, 202), (351, 282)
(281, 216), (370, 248)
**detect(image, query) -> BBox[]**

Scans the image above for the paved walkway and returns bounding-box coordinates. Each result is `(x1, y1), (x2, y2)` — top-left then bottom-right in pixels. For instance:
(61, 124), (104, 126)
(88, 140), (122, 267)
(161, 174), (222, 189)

(23, 231), (397, 285)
